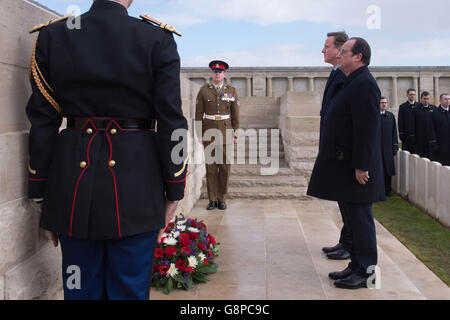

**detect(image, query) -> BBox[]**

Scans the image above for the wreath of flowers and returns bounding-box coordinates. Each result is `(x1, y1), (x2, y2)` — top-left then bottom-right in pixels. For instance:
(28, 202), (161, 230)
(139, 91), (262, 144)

(152, 214), (220, 294)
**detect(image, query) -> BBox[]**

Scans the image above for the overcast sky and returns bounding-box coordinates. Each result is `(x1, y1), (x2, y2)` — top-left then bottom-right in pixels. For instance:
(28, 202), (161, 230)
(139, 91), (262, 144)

(32, 0), (450, 67)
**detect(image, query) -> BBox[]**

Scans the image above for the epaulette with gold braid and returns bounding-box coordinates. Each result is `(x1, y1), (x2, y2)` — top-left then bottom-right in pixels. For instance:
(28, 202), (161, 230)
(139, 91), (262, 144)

(29, 36), (62, 115)
(29, 14), (74, 34)
(140, 14), (182, 37)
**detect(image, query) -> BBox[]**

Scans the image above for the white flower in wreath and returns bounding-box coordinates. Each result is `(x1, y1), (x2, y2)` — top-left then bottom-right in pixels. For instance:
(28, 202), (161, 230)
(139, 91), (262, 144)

(188, 227), (200, 233)
(163, 237), (177, 246)
(161, 233), (168, 238)
(188, 256), (198, 268)
(177, 225), (186, 232)
(167, 263), (178, 277)
(171, 231), (180, 238)
(177, 219), (187, 225)
(197, 252), (206, 262)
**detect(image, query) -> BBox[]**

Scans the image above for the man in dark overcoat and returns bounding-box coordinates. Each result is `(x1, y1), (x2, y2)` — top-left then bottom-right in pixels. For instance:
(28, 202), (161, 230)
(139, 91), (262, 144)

(380, 97), (399, 196)
(431, 93), (450, 165)
(26, 0), (187, 299)
(307, 37), (385, 289)
(398, 89), (418, 153)
(318, 32), (352, 261)
(412, 92), (438, 159)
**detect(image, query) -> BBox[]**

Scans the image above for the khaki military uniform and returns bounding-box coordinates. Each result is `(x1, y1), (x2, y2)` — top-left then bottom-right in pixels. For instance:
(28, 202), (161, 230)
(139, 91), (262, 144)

(195, 83), (240, 202)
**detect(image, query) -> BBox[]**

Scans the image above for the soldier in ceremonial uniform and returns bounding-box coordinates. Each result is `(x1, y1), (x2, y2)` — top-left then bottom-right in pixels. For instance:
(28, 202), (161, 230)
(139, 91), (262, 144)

(398, 89), (418, 153)
(195, 61), (240, 210)
(412, 91), (438, 159)
(26, 0), (187, 299)
(380, 97), (399, 196)
(431, 94), (450, 165)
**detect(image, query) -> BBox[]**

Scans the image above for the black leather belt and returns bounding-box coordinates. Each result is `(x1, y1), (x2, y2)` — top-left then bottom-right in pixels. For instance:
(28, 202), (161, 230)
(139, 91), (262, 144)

(67, 117), (157, 131)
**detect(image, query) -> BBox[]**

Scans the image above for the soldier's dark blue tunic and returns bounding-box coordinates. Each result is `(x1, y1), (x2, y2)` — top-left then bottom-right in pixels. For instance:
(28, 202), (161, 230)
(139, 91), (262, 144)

(26, 0), (187, 241)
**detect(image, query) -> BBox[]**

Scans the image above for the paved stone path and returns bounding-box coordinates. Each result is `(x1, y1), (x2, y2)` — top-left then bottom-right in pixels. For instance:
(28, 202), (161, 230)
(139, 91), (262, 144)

(151, 199), (450, 300)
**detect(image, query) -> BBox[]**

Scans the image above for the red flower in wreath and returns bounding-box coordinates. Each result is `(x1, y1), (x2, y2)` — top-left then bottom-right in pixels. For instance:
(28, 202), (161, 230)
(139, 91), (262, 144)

(208, 234), (216, 245)
(179, 233), (191, 246)
(185, 266), (195, 273)
(180, 247), (191, 256)
(164, 247), (177, 257)
(197, 242), (206, 252)
(175, 260), (187, 272)
(207, 251), (213, 258)
(159, 264), (169, 275)
(189, 232), (199, 240)
(155, 248), (163, 258)
(203, 258), (209, 265)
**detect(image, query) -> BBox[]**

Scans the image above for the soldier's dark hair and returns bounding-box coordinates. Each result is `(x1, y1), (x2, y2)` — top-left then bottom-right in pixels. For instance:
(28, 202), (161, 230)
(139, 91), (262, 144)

(407, 88), (416, 94)
(440, 93), (449, 99)
(421, 91), (430, 98)
(380, 96), (388, 101)
(327, 32), (349, 48)
(349, 37), (371, 66)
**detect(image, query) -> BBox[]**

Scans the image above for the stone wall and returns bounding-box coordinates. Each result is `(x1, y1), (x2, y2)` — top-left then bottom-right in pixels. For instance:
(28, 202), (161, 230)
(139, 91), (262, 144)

(392, 151), (450, 228)
(0, 0), (204, 300)
(182, 66), (450, 117)
(0, 0), (63, 300)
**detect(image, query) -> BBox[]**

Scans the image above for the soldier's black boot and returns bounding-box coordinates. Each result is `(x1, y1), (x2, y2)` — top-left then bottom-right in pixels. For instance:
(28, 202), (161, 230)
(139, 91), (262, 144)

(207, 201), (217, 210)
(218, 202), (227, 210)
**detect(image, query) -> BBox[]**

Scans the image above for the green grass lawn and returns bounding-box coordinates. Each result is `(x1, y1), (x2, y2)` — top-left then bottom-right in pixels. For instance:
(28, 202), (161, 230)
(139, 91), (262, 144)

(373, 194), (450, 286)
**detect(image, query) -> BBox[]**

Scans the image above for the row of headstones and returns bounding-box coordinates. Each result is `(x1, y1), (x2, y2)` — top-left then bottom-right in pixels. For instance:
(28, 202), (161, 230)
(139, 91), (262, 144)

(392, 151), (450, 228)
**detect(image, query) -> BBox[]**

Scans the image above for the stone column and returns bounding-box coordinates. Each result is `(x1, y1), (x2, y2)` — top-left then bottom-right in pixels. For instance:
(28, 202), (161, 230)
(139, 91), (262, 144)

(434, 76), (440, 104)
(204, 77), (210, 85)
(288, 77), (294, 92)
(392, 76), (398, 108)
(308, 77), (314, 92)
(414, 76), (419, 95)
(226, 77), (231, 85)
(246, 77), (252, 97)
(267, 77), (273, 97)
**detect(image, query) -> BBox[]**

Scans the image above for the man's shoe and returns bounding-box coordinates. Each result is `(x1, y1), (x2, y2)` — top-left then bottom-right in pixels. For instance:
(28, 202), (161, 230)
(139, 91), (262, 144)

(329, 265), (354, 280)
(334, 273), (369, 289)
(322, 243), (342, 254)
(218, 202), (227, 210)
(327, 248), (350, 260)
(207, 201), (217, 210)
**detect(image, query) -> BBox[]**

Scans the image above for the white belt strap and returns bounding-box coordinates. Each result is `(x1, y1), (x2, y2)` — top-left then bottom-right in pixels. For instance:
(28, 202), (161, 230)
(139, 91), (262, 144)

(204, 114), (231, 120)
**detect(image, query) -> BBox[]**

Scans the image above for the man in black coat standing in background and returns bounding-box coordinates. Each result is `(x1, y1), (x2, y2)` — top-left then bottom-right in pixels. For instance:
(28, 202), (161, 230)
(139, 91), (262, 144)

(308, 37), (384, 289)
(380, 97), (399, 196)
(398, 89), (418, 153)
(318, 32), (351, 261)
(412, 92), (438, 159)
(431, 94), (450, 165)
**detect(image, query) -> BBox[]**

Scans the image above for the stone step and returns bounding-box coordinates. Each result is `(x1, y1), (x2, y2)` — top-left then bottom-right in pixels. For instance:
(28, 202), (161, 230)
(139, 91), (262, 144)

(200, 186), (311, 200)
(230, 165), (293, 176)
(233, 151), (286, 161)
(203, 175), (308, 188)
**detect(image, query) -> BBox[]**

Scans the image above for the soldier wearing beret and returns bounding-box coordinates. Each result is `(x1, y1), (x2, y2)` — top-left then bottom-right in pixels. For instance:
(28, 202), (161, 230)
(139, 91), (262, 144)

(195, 60), (240, 210)
(26, 0), (187, 299)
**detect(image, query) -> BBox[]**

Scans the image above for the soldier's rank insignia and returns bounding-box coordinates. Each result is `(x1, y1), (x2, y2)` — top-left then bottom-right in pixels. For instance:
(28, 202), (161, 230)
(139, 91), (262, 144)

(140, 14), (182, 37)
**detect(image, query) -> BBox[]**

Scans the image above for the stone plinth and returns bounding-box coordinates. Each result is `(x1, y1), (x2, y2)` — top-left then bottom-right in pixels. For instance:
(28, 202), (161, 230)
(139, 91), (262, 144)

(416, 158), (430, 212)
(437, 166), (450, 227)
(399, 151), (409, 197)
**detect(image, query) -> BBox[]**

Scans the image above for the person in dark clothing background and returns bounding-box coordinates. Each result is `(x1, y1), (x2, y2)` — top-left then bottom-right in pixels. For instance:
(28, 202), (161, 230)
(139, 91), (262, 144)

(412, 91), (437, 159)
(398, 89), (418, 153)
(380, 97), (399, 196)
(431, 93), (450, 165)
